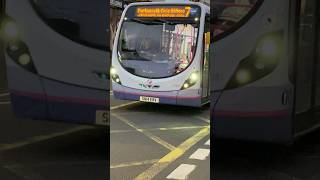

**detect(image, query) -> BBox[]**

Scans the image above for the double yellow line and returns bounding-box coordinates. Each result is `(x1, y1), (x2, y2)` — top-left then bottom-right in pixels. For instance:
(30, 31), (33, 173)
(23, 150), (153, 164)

(134, 126), (210, 180)
(111, 105), (210, 180)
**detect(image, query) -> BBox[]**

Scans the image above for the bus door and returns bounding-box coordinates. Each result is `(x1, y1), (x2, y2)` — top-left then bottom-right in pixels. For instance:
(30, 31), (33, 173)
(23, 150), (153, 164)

(294, 0), (318, 133)
(202, 14), (210, 101)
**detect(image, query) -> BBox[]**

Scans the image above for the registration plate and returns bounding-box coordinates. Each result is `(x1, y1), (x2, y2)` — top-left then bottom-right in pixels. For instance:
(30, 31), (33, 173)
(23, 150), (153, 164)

(139, 96), (159, 103)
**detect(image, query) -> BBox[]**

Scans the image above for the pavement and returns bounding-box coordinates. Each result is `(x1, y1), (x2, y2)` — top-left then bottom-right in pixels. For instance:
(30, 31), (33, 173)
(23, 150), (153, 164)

(110, 94), (211, 180)
(0, 91), (109, 180)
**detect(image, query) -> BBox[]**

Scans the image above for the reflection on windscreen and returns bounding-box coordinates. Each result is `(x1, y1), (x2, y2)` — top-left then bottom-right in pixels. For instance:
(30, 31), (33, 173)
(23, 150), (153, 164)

(118, 19), (198, 78)
(213, 0), (259, 37)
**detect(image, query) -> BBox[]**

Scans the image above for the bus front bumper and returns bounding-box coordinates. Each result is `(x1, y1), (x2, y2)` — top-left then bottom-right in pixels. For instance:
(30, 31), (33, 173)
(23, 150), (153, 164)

(112, 83), (202, 107)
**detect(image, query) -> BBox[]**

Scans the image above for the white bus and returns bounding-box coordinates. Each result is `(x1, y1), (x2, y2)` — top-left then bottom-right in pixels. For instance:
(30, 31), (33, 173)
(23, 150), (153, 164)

(212, 0), (320, 143)
(111, 1), (210, 107)
(2, 0), (109, 125)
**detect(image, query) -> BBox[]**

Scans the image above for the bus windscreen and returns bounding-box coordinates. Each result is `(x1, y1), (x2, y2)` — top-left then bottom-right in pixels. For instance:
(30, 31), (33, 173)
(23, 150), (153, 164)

(117, 5), (201, 79)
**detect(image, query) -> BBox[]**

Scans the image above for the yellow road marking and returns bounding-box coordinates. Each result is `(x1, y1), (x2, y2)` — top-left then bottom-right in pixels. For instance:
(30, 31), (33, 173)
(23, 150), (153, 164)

(111, 101), (140, 110)
(111, 159), (159, 169)
(0, 126), (94, 151)
(134, 126), (210, 180)
(110, 125), (207, 134)
(111, 113), (176, 151)
(193, 115), (210, 124)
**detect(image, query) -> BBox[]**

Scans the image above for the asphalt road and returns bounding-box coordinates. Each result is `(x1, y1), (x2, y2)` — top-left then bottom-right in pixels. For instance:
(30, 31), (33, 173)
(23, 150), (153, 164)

(110, 94), (211, 180)
(0, 91), (108, 180)
(5, 81), (320, 180)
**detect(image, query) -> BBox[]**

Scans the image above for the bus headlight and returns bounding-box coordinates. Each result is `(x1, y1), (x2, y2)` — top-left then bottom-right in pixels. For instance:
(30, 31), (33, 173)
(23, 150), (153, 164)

(225, 31), (283, 90)
(110, 67), (117, 75)
(6, 41), (38, 74)
(110, 67), (121, 85)
(18, 53), (31, 66)
(235, 69), (251, 84)
(1, 16), (37, 74)
(181, 71), (199, 90)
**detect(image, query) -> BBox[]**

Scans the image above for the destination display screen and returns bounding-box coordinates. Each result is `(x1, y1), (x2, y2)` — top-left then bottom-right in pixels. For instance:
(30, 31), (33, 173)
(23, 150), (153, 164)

(124, 5), (201, 19)
(136, 6), (192, 18)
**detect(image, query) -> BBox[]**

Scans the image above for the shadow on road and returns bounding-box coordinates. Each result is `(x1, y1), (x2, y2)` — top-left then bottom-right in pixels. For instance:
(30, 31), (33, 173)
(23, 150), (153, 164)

(117, 102), (210, 117)
(214, 130), (320, 180)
